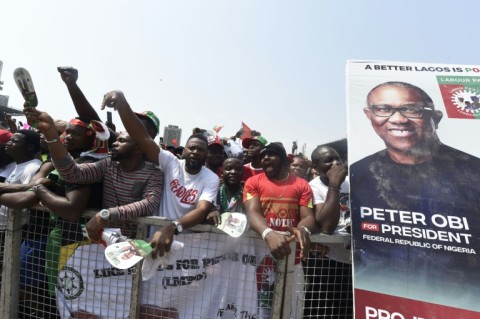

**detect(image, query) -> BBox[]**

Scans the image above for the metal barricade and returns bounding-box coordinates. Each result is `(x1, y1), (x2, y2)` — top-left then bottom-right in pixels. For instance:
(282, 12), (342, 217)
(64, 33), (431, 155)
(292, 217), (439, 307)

(0, 208), (352, 319)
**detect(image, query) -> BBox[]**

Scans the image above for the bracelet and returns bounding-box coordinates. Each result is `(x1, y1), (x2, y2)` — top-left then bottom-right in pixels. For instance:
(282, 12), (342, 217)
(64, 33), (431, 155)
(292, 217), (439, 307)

(300, 226), (312, 237)
(45, 137), (59, 144)
(262, 228), (274, 240)
(328, 186), (341, 192)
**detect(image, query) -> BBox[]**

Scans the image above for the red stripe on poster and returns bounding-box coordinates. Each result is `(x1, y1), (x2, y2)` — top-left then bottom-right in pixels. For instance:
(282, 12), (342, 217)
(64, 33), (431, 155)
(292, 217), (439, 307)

(354, 289), (479, 319)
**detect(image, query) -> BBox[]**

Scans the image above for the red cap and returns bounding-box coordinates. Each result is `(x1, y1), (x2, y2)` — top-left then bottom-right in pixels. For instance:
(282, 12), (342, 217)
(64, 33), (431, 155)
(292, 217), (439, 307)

(0, 130), (13, 144)
(208, 135), (224, 148)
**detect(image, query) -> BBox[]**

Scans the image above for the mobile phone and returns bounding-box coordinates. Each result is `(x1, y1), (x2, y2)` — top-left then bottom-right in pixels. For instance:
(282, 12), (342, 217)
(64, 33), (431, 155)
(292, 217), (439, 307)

(107, 111), (112, 124)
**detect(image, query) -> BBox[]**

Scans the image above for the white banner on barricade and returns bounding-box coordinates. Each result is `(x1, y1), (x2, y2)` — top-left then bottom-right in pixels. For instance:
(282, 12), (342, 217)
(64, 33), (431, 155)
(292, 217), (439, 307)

(56, 232), (274, 319)
(56, 243), (134, 318)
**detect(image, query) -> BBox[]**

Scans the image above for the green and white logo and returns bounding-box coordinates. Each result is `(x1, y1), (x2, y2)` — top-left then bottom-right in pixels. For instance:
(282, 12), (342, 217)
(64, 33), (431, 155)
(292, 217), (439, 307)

(57, 266), (84, 300)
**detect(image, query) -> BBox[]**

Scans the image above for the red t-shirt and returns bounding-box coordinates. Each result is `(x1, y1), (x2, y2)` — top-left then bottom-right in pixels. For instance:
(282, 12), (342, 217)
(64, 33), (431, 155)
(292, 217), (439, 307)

(243, 173), (313, 232)
(243, 163), (263, 182)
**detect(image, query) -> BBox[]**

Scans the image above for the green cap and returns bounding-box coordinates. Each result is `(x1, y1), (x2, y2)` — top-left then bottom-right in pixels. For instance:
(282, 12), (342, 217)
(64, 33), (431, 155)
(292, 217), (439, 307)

(242, 135), (268, 148)
(135, 111), (160, 136)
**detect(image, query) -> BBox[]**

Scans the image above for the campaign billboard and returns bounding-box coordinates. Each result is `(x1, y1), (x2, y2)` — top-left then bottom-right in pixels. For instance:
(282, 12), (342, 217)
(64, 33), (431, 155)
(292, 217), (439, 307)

(347, 61), (480, 319)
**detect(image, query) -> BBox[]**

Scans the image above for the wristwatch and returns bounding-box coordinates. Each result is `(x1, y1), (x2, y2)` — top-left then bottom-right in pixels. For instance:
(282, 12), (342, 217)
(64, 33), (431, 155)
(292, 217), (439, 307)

(173, 220), (183, 235)
(99, 209), (110, 221)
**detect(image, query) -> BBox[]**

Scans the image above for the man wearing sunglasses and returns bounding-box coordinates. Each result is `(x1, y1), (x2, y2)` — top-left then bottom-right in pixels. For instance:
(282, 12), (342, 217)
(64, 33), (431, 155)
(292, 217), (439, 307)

(350, 81), (480, 308)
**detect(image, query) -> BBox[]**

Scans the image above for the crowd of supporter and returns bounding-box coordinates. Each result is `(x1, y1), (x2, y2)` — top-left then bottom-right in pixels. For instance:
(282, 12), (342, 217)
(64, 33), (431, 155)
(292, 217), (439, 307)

(0, 67), (352, 319)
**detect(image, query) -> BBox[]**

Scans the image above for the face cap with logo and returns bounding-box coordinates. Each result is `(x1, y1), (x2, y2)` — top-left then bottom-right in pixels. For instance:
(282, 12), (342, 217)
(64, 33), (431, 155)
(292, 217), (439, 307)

(242, 136), (268, 149)
(135, 111), (160, 137)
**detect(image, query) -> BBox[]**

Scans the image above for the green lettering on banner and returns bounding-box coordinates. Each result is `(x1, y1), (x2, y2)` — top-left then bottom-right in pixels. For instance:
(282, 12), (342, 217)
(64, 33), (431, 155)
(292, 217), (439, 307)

(437, 76), (473, 84)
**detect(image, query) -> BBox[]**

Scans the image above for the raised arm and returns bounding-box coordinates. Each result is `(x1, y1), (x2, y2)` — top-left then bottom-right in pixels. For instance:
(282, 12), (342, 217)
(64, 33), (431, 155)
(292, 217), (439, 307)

(57, 67), (101, 121)
(24, 108), (106, 185)
(101, 91), (160, 164)
(23, 108), (68, 162)
(5, 114), (18, 133)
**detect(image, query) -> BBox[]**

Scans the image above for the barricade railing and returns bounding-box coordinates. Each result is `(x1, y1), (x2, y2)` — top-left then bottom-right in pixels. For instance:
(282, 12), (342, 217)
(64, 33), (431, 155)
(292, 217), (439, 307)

(0, 207), (352, 319)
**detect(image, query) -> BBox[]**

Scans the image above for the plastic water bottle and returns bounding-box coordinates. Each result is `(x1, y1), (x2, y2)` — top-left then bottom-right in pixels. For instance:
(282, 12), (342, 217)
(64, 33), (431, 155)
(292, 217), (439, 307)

(99, 228), (128, 247)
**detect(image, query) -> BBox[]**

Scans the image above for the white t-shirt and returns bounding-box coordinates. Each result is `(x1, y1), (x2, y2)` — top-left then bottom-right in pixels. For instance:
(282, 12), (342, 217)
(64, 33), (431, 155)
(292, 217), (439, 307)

(309, 176), (351, 263)
(157, 150), (219, 220)
(0, 158), (42, 228)
(0, 162), (16, 182)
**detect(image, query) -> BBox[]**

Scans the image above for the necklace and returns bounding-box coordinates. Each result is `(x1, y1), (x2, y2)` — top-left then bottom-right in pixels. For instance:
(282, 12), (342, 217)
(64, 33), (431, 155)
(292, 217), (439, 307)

(267, 173), (289, 198)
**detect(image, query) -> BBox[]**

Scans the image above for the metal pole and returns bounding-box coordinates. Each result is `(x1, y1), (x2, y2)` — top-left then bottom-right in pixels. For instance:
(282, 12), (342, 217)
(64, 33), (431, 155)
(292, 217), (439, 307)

(1, 208), (23, 319)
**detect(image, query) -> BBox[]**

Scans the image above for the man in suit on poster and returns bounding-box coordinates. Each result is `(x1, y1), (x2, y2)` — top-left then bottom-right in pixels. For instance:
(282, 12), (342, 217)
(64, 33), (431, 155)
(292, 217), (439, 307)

(350, 81), (480, 309)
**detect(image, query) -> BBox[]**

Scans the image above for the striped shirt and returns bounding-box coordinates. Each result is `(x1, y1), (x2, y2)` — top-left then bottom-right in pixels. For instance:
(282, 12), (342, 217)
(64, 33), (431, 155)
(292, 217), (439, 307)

(53, 154), (163, 221)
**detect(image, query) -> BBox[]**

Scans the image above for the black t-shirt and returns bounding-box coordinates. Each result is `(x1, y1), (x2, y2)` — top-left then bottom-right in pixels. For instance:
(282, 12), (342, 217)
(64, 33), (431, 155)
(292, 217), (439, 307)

(350, 144), (480, 303)
(26, 156), (103, 244)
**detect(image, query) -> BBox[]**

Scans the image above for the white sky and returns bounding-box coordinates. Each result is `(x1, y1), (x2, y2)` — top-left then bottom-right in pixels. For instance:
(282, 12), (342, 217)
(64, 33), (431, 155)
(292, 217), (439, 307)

(2, 0), (480, 158)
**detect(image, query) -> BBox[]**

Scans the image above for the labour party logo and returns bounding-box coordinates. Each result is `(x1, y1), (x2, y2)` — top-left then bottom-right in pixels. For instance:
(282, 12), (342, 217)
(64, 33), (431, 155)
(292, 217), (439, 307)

(57, 266), (85, 300)
(437, 76), (480, 119)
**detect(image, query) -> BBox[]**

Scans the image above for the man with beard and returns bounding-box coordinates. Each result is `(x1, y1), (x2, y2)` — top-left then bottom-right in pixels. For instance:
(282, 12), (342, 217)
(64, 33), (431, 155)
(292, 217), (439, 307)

(23, 108), (163, 241)
(244, 142), (317, 318)
(100, 90), (219, 319)
(244, 142), (316, 259)
(205, 135), (226, 178)
(350, 81), (480, 309)
(0, 117), (103, 318)
(305, 145), (351, 319)
(99, 90), (219, 257)
(24, 107), (163, 319)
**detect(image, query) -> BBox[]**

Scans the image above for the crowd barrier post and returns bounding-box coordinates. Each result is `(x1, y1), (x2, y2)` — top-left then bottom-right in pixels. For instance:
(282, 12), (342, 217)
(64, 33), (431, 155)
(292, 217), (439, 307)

(1, 208), (23, 319)
(128, 223), (148, 319)
(271, 241), (295, 319)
